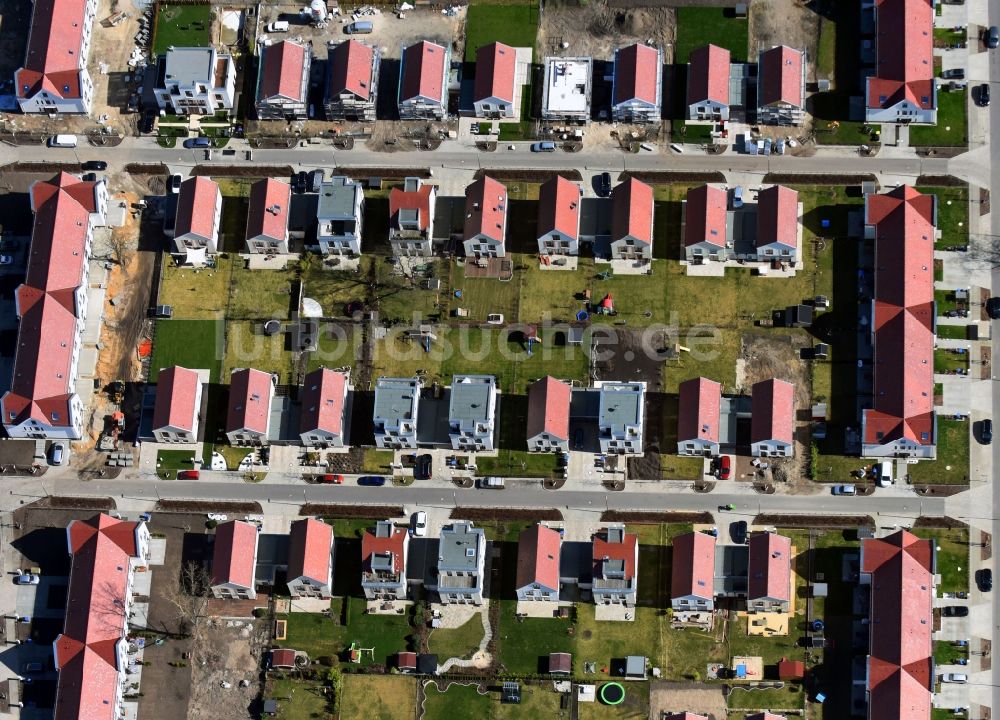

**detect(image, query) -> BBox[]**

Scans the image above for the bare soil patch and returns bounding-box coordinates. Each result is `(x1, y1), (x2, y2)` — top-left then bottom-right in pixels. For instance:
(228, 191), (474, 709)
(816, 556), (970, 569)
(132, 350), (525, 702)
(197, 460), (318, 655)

(33, 496), (116, 511)
(187, 620), (268, 720)
(157, 500), (263, 513)
(451, 507), (563, 522)
(650, 681), (727, 720)
(601, 511), (713, 524)
(537, 0), (674, 61)
(913, 516), (968, 529)
(755, 513), (875, 529)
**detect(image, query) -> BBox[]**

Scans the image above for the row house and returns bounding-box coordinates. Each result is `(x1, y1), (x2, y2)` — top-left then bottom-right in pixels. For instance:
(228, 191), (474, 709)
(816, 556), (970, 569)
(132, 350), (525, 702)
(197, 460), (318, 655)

(256, 40), (311, 121)
(226, 368), (277, 446)
(865, 0), (936, 124)
(361, 520), (409, 600)
(597, 381), (645, 455)
(537, 175), (582, 256)
(754, 184), (800, 263)
(676, 377), (722, 457)
(591, 526), (639, 607)
(750, 378), (795, 457)
(156, 47), (236, 115)
(210, 520), (259, 600)
(473, 42), (517, 119)
(448, 375), (498, 452)
(152, 365), (203, 444)
(747, 532), (792, 613)
(373, 377), (420, 449)
(299, 368), (350, 448)
(526, 376), (572, 452)
(687, 44), (730, 122)
(170, 176), (222, 262)
(287, 518), (335, 599)
(317, 176), (364, 256)
(2, 173), (108, 440)
(398, 40), (449, 120)
(610, 177), (654, 260)
(325, 39), (379, 122)
(682, 184), (729, 263)
(463, 175), (508, 258)
(389, 178), (436, 257)
(432, 522), (486, 605)
(670, 530), (716, 613)
(245, 178), (291, 254)
(16, 0), (97, 113)
(611, 44), (662, 124)
(515, 524), (562, 602)
(756, 45), (806, 126)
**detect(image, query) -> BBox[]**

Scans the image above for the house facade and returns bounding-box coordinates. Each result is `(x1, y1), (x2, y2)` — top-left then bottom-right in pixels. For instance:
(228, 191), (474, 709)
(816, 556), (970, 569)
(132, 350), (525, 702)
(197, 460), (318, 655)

(16, 0), (96, 113)
(256, 40), (311, 121)
(515, 524), (562, 602)
(753, 185), (799, 263)
(756, 46), (806, 125)
(865, 0), (936, 124)
(325, 40), (379, 121)
(225, 368), (277, 446)
(433, 522), (486, 605)
(747, 532), (791, 613)
(152, 366), (202, 443)
(750, 378), (795, 457)
(670, 531), (716, 612)
(361, 520), (410, 600)
(676, 377), (722, 456)
(245, 178), (291, 254)
(299, 368), (350, 447)
(687, 44), (730, 121)
(591, 526), (638, 606)
(211, 520), (259, 600)
(462, 176), (508, 258)
(448, 375), (498, 452)
(611, 44), (662, 123)
(389, 178), (436, 257)
(683, 185), (729, 262)
(398, 40), (449, 120)
(526, 376), (571, 452)
(171, 176), (222, 261)
(537, 176), (582, 256)
(316, 176), (364, 255)
(597, 381), (645, 455)
(156, 47), (236, 115)
(610, 177), (654, 260)
(287, 518), (335, 599)
(373, 377), (420, 449)
(473, 42), (516, 118)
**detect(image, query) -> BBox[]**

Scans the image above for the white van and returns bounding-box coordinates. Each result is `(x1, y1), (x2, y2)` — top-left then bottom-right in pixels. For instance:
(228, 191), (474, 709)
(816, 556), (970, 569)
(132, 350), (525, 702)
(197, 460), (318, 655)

(266, 20), (289, 32)
(48, 134), (77, 148)
(942, 673), (968, 683)
(481, 477), (505, 489)
(345, 20), (373, 34)
(876, 461), (893, 487)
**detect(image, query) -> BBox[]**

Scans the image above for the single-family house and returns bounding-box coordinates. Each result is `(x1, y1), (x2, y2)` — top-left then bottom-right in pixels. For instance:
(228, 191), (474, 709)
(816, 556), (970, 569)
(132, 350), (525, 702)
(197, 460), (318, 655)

(389, 178), (436, 257)
(473, 42), (516, 118)
(256, 40), (311, 120)
(676, 377), (722, 456)
(316, 176), (364, 256)
(687, 44), (730, 121)
(542, 56), (592, 123)
(526, 376), (571, 452)
(747, 532), (792, 613)
(448, 375), (498, 452)
(537, 176), (582, 256)
(610, 177), (654, 260)
(750, 378), (795, 457)
(597, 381), (645, 455)
(671, 531), (716, 612)
(463, 176), (508, 258)
(682, 185), (729, 262)
(16, 0), (96, 113)
(325, 39), (379, 121)
(287, 518), (334, 599)
(245, 178), (291, 254)
(373, 377), (420, 449)
(591, 526), (638, 606)
(756, 46), (806, 125)
(155, 47), (236, 115)
(753, 185), (799, 263)
(225, 368), (277, 446)
(211, 520), (259, 599)
(433, 522), (486, 605)
(152, 365), (202, 443)
(299, 368), (350, 447)
(361, 520), (410, 600)
(398, 40), (449, 120)
(611, 44), (662, 123)
(865, 0), (936, 124)
(515, 524), (562, 602)
(171, 176), (222, 261)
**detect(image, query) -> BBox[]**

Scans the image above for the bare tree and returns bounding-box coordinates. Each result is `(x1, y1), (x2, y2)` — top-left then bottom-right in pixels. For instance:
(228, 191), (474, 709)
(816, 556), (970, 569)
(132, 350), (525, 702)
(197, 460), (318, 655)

(106, 231), (135, 269)
(162, 561), (213, 640)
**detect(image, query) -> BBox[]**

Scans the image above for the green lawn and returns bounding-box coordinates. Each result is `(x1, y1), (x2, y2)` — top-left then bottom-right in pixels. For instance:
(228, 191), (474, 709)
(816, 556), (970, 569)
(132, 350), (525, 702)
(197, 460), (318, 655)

(814, 120), (882, 146)
(913, 527), (970, 593)
(909, 88), (968, 147)
(936, 324), (970, 340)
(917, 185), (969, 250)
(339, 675), (416, 720)
(422, 683), (491, 720)
(934, 639), (969, 665)
(934, 348), (970, 374)
(908, 419), (970, 485)
(674, 7), (749, 63)
(934, 288), (966, 314)
(300, 257), (373, 318)
(494, 684), (564, 719)
(574, 605), (664, 677)
(662, 327), (740, 394)
(227, 263), (296, 320)
(672, 121), (716, 143)
(816, 18), (836, 79)
(158, 255), (232, 320)
(464, 2), (539, 62)
(155, 449), (196, 479)
(223, 321), (298, 385)
(451, 263), (521, 323)
(268, 677), (330, 720)
(577, 685), (649, 720)
(148, 319), (224, 382)
(153, 3), (211, 55)
(427, 615), (485, 660)
(495, 601), (577, 675)
(305, 324), (361, 373)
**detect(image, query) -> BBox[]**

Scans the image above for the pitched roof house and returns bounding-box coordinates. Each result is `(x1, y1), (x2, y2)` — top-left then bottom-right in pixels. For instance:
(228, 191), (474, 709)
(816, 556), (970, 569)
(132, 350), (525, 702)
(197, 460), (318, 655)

(398, 40), (449, 120)
(256, 40), (311, 120)
(152, 366), (202, 444)
(865, 0), (936, 124)
(750, 378), (796, 457)
(325, 39), (379, 121)
(747, 532), (792, 612)
(361, 520), (410, 600)
(225, 368), (277, 446)
(287, 518), (334, 599)
(687, 44), (730, 121)
(526, 376), (572, 452)
(537, 175), (582, 256)
(676, 377), (722, 456)
(610, 177), (654, 260)
(861, 186), (936, 459)
(611, 44), (663, 123)
(683, 185), (729, 262)
(473, 42), (517, 118)
(754, 185), (800, 262)
(671, 531), (717, 612)
(15, 0), (95, 114)
(299, 368), (350, 447)
(211, 520), (259, 599)
(515, 524), (562, 601)
(389, 178), (436, 257)
(463, 175), (508, 258)
(245, 178), (291, 254)
(172, 176), (222, 260)
(591, 527), (639, 607)
(757, 46), (805, 125)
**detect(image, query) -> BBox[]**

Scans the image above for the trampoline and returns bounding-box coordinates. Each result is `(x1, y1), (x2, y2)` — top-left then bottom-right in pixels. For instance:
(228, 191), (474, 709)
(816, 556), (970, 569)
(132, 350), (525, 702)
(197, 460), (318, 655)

(599, 682), (625, 706)
(576, 310), (589, 322)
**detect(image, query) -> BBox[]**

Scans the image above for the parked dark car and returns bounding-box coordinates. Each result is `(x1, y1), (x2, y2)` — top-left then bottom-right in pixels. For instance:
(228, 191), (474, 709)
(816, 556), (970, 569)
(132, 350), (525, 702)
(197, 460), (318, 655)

(81, 160), (107, 171)
(730, 520), (748, 544)
(415, 454), (432, 480)
(977, 568), (993, 592)
(358, 475), (386, 487)
(596, 172), (611, 197)
(293, 170), (309, 193)
(140, 115), (156, 134)
(182, 137), (211, 149)
(941, 68), (966, 80)
(942, 605), (969, 617)
(987, 25), (1000, 49)
(981, 418), (993, 445)
(976, 83), (991, 107)
(987, 297), (1000, 319)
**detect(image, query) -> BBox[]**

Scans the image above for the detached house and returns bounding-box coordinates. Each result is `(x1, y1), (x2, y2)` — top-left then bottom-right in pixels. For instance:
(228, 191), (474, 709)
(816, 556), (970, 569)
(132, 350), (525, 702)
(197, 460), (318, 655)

(389, 178), (436, 257)
(515, 525), (562, 602)
(611, 44), (662, 123)
(757, 46), (805, 125)
(373, 377), (420, 449)
(299, 368), (350, 447)
(747, 532), (792, 613)
(245, 178), (291, 254)
(152, 366), (202, 444)
(473, 42), (516, 118)
(687, 44), (730, 122)
(16, 0), (96, 113)
(753, 185), (800, 263)
(671, 531), (716, 612)
(316, 176), (364, 256)
(448, 375), (498, 452)
(676, 377), (722, 457)
(683, 185), (729, 263)
(597, 381), (645, 455)
(526, 376), (571, 452)
(537, 176), (582, 256)
(256, 40), (311, 121)
(542, 56), (592, 123)
(156, 47), (236, 115)
(287, 518), (334, 599)
(433, 522), (487, 605)
(610, 177), (654, 261)
(398, 40), (449, 120)
(225, 368), (276, 446)
(211, 520), (259, 600)
(865, 0), (936, 124)
(361, 520), (410, 600)
(325, 39), (379, 122)
(171, 176), (222, 261)
(750, 379), (795, 457)
(591, 526), (638, 607)
(463, 176), (508, 258)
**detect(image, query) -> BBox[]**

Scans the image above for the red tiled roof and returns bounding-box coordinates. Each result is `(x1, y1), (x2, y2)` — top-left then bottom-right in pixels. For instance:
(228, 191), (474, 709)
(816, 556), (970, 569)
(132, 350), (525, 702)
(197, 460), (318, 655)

(614, 43), (660, 106)
(389, 184), (434, 231)
(396, 651), (417, 669)
(287, 518), (333, 585)
(759, 46), (803, 108)
(212, 520), (258, 588)
(867, 0), (935, 111)
(400, 40), (446, 103)
(755, 185), (798, 249)
(474, 42), (516, 104)
(537, 176), (581, 240)
(670, 531), (716, 601)
(687, 44), (730, 105)
(16, 0), (88, 101)
(863, 186), (935, 448)
(260, 40), (307, 102)
(526, 376), (571, 442)
(751, 379), (795, 446)
(55, 515), (143, 720)
(684, 185), (727, 248)
(270, 648), (296, 668)
(611, 177), (654, 245)
(777, 659), (805, 680)
(175, 177), (220, 240)
(299, 368), (348, 437)
(328, 39), (375, 101)
(747, 532), (791, 603)
(516, 524), (562, 590)
(362, 523), (407, 573)
(246, 178), (291, 244)
(152, 366), (200, 433)
(26, 174), (94, 293)
(592, 529), (637, 581)
(226, 368), (274, 435)
(463, 175), (508, 245)
(677, 377), (722, 444)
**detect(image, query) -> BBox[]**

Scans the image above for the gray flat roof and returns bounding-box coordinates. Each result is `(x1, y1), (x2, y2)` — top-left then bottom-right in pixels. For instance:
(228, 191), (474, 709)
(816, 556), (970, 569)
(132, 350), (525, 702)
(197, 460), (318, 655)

(374, 378), (419, 421)
(598, 383), (643, 428)
(438, 522), (483, 571)
(318, 177), (360, 219)
(164, 47), (214, 84)
(448, 375), (495, 423)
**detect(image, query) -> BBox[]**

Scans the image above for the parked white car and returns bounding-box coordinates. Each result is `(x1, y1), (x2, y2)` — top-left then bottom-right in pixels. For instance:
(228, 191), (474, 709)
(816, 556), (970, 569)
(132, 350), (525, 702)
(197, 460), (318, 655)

(412, 511), (427, 537)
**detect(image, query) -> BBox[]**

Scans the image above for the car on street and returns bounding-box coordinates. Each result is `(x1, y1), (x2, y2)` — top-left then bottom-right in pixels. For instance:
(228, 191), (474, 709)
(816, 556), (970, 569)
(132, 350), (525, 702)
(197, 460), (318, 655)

(832, 484), (857, 496)
(415, 454), (432, 480)
(486, 313), (504, 325)
(941, 68), (966, 80)
(177, 470), (200, 480)
(987, 297), (1000, 319)
(170, 174), (182, 194)
(207, 513), (228, 521)
(717, 455), (731, 480)
(596, 172), (611, 197)
(182, 137), (212, 149)
(942, 673), (968, 683)
(81, 160), (107, 171)
(531, 141), (556, 153)
(318, 474), (344, 484)
(981, 418), (993, 445)
(976, 83), (991, 107)
(987, 25), (999, 48)
(977, 568), (993, 592)
(358, 475), (386, 487)
(730, 520), (748, 544)
(14, 574), (39, 586)
(412, 511), (427, 537)
(942, 605), (969, 617)
(480, 476), (505, 489)
(49, 442), (66, 466)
